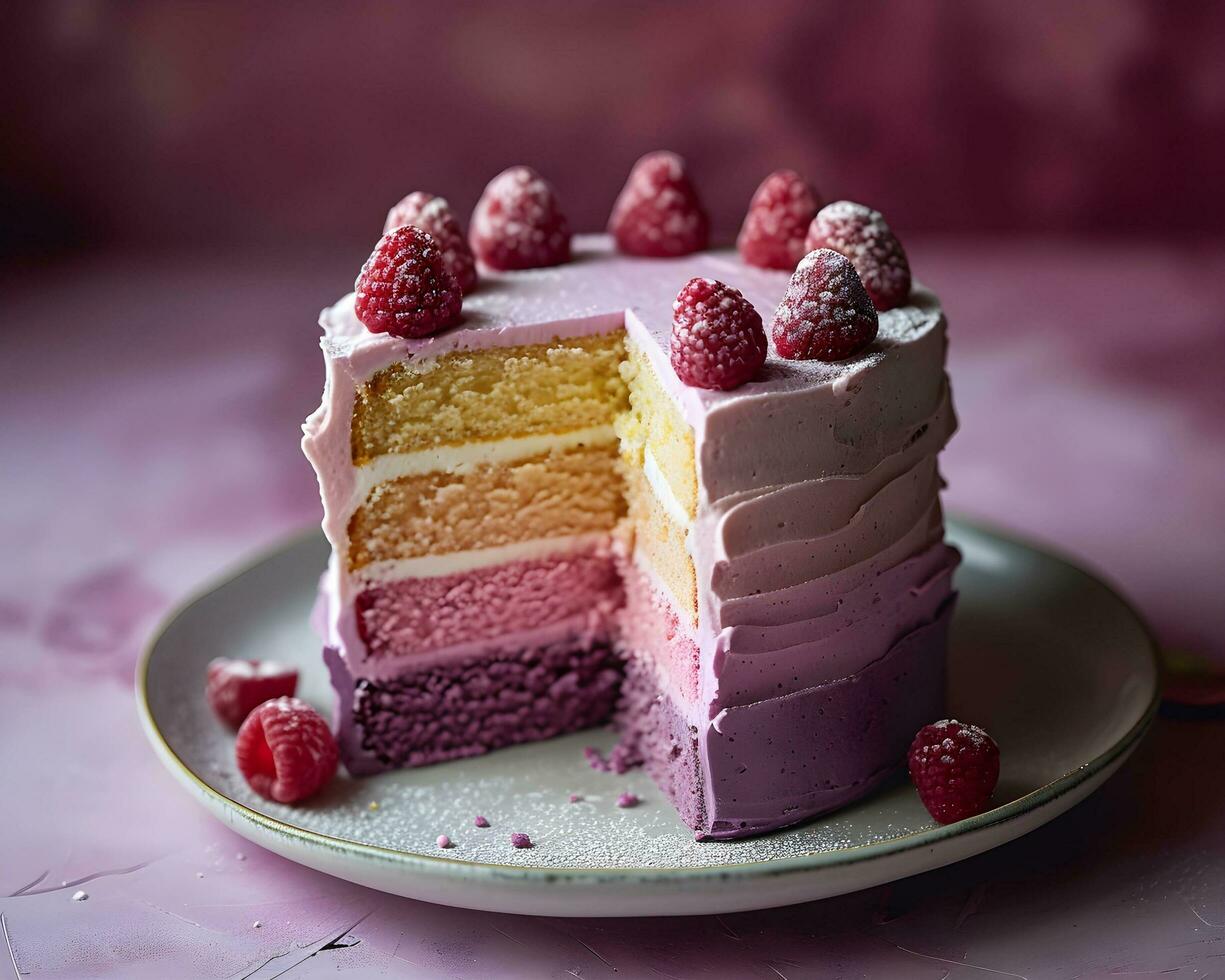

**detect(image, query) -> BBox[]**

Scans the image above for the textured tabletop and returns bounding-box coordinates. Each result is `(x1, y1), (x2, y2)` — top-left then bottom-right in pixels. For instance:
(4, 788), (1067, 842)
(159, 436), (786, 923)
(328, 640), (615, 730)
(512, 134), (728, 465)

(2, 240), (1223, 978)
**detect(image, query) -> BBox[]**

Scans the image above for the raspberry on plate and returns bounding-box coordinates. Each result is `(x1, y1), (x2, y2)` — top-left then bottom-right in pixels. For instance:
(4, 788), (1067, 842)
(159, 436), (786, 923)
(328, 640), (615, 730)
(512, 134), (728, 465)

(804, 200), (912, 311)
(235, 697), (339, 804)
(383, 192), (478, 294)
(206, 658), (299, 729)
(469, 166), (571, 270)
(354, 225), (463, 338)
(737, 169), (822, 270)
(770, 248), (879, 361)
(670, 277), (767, 390)
(908, 719), (1000, 825)
(608, 151), (709, 258)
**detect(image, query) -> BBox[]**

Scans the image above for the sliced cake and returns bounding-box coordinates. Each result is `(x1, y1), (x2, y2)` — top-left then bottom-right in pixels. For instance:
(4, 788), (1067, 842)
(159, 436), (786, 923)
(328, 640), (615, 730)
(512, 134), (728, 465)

(302, 165), (958, 840)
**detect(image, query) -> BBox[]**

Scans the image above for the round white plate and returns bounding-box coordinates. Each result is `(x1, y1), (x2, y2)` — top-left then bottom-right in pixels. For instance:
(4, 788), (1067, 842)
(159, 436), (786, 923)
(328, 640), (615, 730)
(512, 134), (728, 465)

(138, 517), (1159, 917)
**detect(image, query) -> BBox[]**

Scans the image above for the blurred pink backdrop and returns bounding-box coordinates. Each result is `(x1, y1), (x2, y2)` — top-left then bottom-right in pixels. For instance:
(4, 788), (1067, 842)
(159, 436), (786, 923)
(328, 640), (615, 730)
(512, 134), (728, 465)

(4, 0), (1224, 256)
(4, 5), (1225, 975)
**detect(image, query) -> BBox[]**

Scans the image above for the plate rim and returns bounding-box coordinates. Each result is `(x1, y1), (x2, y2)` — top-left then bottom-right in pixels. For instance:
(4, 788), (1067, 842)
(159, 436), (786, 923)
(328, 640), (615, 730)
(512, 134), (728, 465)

(136, 514), (1161, 885)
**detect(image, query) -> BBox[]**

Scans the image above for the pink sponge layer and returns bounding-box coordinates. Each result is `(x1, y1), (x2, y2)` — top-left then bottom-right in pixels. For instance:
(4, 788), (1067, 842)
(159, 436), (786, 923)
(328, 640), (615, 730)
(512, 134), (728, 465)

(356, 549), (622, 659)
(617, 560), (701, 703)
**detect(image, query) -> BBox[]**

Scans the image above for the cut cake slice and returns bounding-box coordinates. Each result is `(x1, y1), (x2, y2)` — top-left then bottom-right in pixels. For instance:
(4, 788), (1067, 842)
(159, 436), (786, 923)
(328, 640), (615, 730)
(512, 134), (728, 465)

(303, 235), (958, 839)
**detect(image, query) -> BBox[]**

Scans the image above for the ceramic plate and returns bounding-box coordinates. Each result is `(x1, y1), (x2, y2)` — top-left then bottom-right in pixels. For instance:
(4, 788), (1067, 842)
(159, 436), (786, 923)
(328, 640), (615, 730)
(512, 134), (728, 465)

(137, 517), (1159, 917)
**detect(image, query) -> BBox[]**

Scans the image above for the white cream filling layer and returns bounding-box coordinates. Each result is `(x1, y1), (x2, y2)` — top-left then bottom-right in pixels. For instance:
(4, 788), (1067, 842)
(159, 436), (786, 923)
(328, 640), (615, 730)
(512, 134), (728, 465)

(642, 446), (694, 531)
(352, 532), (611, 583)
(347, 424), (618, 516)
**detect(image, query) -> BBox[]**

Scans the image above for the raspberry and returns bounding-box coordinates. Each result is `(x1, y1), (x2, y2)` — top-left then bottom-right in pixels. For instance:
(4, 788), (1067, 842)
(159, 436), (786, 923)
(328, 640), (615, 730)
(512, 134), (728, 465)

(383, 192), (478, 294)
(235, 697), (338, 804)
(770, 249), (879, 361)
(804, 200), (912, 311)
(616, 792), (640, 808)
(510, 832), (533, 849)
(354, 225), (462, 338)
(736, 169), (822, 270)
(908, 719), (1000, 825)
(469, 166), (571, 270)
(608, 151), (709, 257)
(670, 277), (767, 390)
(206, 658), (298, 729)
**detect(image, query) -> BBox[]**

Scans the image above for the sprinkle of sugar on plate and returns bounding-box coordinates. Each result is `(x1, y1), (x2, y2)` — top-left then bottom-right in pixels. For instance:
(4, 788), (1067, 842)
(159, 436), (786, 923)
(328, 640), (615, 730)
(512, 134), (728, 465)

(71, 891), (88, 902)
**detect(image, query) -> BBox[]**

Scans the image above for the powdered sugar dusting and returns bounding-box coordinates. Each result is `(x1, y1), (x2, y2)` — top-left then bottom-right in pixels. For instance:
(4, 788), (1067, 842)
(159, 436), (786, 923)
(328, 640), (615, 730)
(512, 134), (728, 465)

(771, 249), (879, 361)
(608, 151), (710, 257)
(737, 169), (822, 270)
(805, 200), (912, 311)
(177, 721), (930, 869)
(353, 225), (463, 338)
(469, 166), (571, 270)
(382, 191), (478, 295)
(669, 277), (768, 390)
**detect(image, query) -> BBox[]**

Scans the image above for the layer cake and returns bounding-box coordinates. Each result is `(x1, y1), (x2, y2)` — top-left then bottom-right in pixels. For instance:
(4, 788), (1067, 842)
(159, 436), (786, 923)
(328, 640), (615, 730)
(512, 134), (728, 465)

(304, 232), (957, 840)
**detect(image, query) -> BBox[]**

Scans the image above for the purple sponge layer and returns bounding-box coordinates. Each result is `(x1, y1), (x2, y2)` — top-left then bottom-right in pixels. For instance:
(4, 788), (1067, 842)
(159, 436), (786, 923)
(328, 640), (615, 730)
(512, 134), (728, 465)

(326, 636), (622, 776)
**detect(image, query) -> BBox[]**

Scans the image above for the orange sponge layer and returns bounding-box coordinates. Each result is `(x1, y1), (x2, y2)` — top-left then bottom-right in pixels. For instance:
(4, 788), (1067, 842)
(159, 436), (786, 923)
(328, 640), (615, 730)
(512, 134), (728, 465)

(348, 444), (625, 569)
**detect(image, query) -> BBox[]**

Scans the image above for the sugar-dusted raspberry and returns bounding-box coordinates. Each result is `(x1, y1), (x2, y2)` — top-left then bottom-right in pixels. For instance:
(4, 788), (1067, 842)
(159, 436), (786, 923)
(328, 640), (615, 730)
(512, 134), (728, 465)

(474, 815), (490, 828)
(615, 792), (640, 809)
(510, 832), (533, 849)
(670, 277), (767, 390)
(436, 835), (453, 849)
(354, 225), (462, 338)
(736, 169), (822, 270)
(804, 200), (912, 311)
(469, 166), (571, 270)
(383, 192), (478, 294)
(608, 151), (709, 257)
(908, 719), (1000, 825)
(770, 249), (879, 361)
(206, 658), (298, 729)
(235, 697), (338, 804)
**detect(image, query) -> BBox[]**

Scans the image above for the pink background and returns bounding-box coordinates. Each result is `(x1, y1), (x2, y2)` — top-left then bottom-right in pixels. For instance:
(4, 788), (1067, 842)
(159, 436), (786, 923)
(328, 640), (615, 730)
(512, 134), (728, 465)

(4, 1), (1225, 253)
(2, 2), (1225, 976)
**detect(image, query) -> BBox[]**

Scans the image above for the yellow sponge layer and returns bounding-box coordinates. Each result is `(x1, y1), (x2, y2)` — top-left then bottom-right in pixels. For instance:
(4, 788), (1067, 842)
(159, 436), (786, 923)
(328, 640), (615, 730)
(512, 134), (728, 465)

(352, 333), (628, 464)
(616, 345), (697, 520)
(348, 444), (625, 569)
(625, 469), (697, 624)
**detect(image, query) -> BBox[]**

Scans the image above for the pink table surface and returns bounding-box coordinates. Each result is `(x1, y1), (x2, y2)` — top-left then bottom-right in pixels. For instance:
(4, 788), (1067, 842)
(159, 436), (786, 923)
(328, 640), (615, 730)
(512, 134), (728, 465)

(2, 240), (1224, 978)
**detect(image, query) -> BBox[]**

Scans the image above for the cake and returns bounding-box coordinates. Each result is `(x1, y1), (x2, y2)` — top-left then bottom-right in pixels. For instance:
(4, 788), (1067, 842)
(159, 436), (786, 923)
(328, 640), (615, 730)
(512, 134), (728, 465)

(302, 161), (958, 840)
